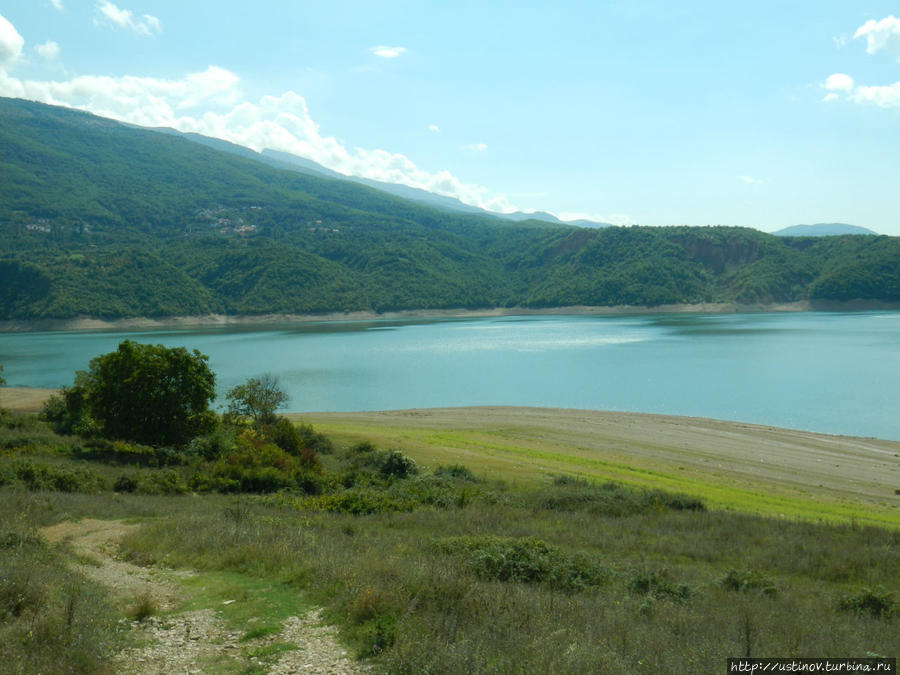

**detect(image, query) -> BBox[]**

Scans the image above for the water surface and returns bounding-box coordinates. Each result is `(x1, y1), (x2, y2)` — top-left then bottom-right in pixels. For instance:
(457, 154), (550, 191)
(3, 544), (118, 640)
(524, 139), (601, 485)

(1, 312), (897, 440)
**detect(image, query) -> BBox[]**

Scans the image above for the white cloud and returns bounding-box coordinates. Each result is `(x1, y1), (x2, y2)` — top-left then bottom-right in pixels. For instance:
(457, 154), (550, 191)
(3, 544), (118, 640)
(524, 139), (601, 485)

(849, 82), (900, 108)
(854, 15), (900, 59)
(0, 65), (519, 214)
(466, 142), (488, 152)
(36, 40), (60, 61)
(0, 13), (24, 68)
(95, 1), (162, 36)
(737, 175), (763, 185)
(371, 45), (406, 58)
(822, 16), (900, 108)
(821, 71), (900, 108)
(427, 124), (440, 132)
(824, 73), (854, 91)
(142, 14), (162, 33)
(50, 0), (64, 10)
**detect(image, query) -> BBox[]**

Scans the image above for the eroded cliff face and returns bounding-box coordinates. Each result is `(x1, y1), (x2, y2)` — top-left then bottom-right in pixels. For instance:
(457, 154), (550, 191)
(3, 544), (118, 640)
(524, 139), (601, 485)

(673, 234), (763, 273)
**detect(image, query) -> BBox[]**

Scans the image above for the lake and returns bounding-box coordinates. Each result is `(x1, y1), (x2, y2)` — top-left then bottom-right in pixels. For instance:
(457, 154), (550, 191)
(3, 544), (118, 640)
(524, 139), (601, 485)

(1, 312), (898, 440)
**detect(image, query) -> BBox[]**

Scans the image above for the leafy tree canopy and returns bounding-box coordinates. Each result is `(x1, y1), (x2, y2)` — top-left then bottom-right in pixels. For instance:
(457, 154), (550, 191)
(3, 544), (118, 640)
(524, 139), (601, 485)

(53, 340), (217, 446)
(225, 374), (288, 426)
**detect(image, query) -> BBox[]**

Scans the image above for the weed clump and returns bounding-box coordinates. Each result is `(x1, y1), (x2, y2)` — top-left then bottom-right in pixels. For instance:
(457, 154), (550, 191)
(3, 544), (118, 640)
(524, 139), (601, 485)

(0, 460), (107, 493)
(721, 569), (778, 597)
(299, 488), (417, 515)
(125, 592), (158, 622)
(436, 535), (609, 592)
(627, 568), (691, 602)
(537, 476), (705, 516)
(838, 586), (895, 618)
(114, 469), (188, 495)
(349, 444), (418, 479)
(434, 464), (478, 482)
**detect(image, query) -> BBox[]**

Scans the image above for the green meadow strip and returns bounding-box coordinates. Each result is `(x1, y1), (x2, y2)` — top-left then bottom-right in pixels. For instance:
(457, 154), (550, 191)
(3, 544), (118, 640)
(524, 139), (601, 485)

(310, 422), (900, 529)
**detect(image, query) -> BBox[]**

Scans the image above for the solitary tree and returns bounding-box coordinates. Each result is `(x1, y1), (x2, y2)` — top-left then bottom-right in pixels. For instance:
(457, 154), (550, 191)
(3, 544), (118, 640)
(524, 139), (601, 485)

(0, 363), (5, 386)
(225, 374), (288, 426)
(47, 340), (217, 446)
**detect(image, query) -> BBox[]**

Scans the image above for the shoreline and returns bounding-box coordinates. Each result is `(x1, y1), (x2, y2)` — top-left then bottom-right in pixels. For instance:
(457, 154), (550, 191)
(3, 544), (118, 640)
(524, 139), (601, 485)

(0, 300), (822, 333)
(2, 299), (898, 334)
(3, 388), (898, 444)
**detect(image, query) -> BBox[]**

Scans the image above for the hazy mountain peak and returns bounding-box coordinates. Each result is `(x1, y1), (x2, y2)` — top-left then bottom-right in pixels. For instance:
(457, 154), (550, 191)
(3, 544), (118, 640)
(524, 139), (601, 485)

(773, 223), (878, 237)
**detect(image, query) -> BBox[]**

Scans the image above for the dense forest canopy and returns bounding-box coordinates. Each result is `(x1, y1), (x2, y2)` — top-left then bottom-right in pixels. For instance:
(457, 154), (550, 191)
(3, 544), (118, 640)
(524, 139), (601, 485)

(1, 97), (898, 321)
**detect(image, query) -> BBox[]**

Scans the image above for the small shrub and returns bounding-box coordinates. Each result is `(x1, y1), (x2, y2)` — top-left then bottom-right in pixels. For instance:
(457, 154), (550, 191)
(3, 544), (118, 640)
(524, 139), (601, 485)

(114, 474), (138, 493)
(126, 593), (158, 622)
(434, 464), (478, 482)
(40, 388), (86, 436)
(1, 460), (106, 493)
(349, 587), (393, 624)
(537, 477), (705, 516)
(0, 531), (43, 549)
(388, 475), (461, 508)
(379, 450), (418, 479)
(74, 438), (187, 467)
(722, 569), (778, 597)
(839, 586), (895, 618)
(437, 535), (609, 592)
(627, 568), (691, 602)
(114, 470), (187, 495)
(551, 474), (586, 486)
(141, 469), (188, 495)
(0, 409), (43, 432)
(187, 425), (236, 460)
(261, 417), (304, 455)
(296, 423), (333, 454)
(350, 440), (377, 454)
(356, 614), (397, 657)
(0, 564), (48, 621)
(346, 445), (418, 479)
(189, 439), (323, 493)
(302, 488), (416, 515)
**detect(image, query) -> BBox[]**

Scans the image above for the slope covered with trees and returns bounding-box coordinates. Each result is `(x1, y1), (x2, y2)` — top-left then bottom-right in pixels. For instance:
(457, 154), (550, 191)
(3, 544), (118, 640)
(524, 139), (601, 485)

(1, 97), (898, 321)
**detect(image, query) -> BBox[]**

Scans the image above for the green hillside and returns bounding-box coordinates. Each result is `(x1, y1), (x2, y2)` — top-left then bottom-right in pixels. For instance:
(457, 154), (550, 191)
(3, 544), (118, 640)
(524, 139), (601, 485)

(1, 97), (898, 321)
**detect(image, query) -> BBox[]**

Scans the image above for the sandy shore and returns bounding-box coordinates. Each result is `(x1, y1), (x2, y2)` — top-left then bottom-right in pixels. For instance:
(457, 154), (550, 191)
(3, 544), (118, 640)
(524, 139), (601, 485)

(0, 387), (58, 412)
(0, 302), (817, 333)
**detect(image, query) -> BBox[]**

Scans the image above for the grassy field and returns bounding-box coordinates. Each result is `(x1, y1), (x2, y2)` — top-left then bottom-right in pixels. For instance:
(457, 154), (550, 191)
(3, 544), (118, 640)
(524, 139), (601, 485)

(1, 395), (898, 672)
(297, 407), (900, 529)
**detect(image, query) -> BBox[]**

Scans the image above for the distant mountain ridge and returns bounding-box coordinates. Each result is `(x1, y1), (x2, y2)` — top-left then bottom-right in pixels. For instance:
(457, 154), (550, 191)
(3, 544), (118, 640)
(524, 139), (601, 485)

(259, 150), (613, 227)
(1, 96), (899, 322)
(773, 223), (878, 237)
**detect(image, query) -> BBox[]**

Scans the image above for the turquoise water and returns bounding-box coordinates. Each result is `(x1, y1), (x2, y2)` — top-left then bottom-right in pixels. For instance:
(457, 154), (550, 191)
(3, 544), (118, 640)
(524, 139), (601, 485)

(1, 312), (898, 440)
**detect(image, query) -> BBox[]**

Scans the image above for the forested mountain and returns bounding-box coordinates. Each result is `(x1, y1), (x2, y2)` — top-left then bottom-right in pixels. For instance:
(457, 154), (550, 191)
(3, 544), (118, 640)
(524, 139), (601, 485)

(1, 96), (898, 321)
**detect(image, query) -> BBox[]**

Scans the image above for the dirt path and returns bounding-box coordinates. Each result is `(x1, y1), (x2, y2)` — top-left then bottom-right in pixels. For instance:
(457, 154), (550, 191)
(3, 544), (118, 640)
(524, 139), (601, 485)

(40, 519), (368, 674)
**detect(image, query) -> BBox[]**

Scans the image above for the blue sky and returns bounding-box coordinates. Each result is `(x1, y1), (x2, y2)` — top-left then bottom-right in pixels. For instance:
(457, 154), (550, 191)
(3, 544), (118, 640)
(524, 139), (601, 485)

(1, 1), (899, 233)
